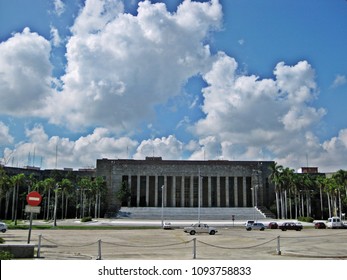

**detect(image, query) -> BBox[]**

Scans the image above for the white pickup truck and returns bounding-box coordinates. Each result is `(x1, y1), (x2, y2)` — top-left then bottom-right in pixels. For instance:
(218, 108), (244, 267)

(326, 217), (347, 229)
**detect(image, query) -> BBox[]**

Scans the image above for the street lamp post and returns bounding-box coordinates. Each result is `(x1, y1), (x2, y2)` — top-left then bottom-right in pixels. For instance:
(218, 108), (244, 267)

(198, 169), (201, 224)
(252, 168), (262, 222)
(75, 187), (79, 219)
(251, 187), (256, 221)
(161, 185), (165, 228)
(253, 162), (262, 208)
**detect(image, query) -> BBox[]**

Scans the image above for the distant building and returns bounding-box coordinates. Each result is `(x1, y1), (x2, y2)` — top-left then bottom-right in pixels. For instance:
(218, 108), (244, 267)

(96, 157), (276, 215)
(2, 158), (277, 217)
(299, 167), (319, 174)
(2, 165), (95, 181)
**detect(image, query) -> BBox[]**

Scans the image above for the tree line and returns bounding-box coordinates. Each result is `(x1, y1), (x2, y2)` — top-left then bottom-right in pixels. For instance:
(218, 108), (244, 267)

(0, 167), (106, 223)
(269, 162), (347, 220)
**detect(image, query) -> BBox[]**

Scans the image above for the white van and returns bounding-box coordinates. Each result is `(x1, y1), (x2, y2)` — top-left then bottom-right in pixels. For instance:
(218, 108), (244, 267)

(326, 217), (344, 229)
(245, 220), (255, 227)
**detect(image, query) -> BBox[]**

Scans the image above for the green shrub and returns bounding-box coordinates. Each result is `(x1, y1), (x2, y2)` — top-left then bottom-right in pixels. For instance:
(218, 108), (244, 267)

(0, 237), (4, 244)
(298, 216), (314, 223)
(0, 250), (13, 260)
(81, 216), (93, 222)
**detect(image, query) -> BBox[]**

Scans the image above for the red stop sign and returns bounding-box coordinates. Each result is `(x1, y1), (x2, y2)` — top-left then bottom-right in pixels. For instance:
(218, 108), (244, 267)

(26, 191), (42, 206)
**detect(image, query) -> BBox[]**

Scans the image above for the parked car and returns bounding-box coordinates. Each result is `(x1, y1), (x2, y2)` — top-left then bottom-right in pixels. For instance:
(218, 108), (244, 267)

(314, 222), (326, 229)
(183, 223), (217, 235)
(0, 222), (7, 233)
(267, 222), (278, 229)
(162, 222), (172, 230)
(279, 222), (303, 231)
(246, 222), (265, 231)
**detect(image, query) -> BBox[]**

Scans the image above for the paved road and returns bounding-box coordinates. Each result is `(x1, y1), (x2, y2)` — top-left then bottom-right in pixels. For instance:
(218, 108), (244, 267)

(3, 219), (347, 260)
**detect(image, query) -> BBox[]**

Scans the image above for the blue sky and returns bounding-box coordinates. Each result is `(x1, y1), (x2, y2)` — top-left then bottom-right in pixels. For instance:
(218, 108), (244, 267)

(0, 0), (346, 172)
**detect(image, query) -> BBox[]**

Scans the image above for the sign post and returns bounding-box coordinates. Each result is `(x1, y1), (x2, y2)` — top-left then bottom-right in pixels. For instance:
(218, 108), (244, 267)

(26, 191), (42, 244)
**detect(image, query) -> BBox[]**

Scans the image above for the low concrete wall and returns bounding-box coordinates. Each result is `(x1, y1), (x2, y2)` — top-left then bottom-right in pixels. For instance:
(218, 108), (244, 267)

(0, 244), (35, 258)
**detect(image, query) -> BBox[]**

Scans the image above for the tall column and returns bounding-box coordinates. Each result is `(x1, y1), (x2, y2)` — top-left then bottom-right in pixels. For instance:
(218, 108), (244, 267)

(181, 176), (185, 207)
(154, 175), (158, 207)
(190, 175), (194, 207)
(208, 176), (212, 207)
(243, 177), (247, 207)
(136, 175), (140, 207)
(225, 177), (229, 207)
(146, 175), (149, 207)
(259, 175), (264, 206)
(164, 176), (167, 207)
(172, 176), (176, 207)
(234, 177), (238, 207)
(127, 175), (131, 207)
(217, 176), (221, 207)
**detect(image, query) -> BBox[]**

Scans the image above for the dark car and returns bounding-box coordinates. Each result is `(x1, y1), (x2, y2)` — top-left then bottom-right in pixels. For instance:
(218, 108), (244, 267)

(314, 222), (326, 229)
(279, 222), (303, 231)
(267, 222), (278, 229)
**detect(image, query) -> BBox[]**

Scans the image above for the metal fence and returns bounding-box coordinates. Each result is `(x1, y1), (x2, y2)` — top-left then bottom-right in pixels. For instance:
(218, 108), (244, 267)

(36, 234), (284, 260)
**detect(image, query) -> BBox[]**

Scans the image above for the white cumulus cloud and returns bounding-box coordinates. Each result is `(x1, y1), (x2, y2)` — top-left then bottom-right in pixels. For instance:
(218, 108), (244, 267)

(0, 28), (53, 116)
(50, 26), (62, 47)
(4, 125), (138, 169)
(193, 52), (327, 167)
(331, 74), (347, 88)
(133, 135), (184, 160)
(0, 122), (14, 146)
(54, 0), (66, 16)
(45, 0), (222, 131)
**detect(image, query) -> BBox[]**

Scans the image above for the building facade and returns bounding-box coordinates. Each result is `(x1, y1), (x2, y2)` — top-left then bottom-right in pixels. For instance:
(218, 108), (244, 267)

(96, 157), (276, 214)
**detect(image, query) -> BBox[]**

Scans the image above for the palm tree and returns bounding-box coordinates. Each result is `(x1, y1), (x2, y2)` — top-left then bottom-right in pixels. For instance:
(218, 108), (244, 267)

(11, 173), (26, 225)
(324, 176), (339, 217)
(33, 180), (45, 194)
(92, 177), (106, 219)
(269, 162), (283, 219)
(78, 177), (92, 218)
(0, 168), (11, 219)
(295, 173), (315, 218)
(116, 181), (131, 207)
(315, 175), (327, 219)
(60, 178), (73, 219)
(26, 174), (37, 194)
(53, 183), (60, 226)
(43, 178), (56, 220)
(33, 180), (45, 219)
(282, 167), (295, 219)
(305, 174), (316, 217)
(332, 170), (347, 219)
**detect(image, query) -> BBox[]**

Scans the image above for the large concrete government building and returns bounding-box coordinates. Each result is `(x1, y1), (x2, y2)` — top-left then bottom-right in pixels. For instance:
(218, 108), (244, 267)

(96, 157), (276, 214)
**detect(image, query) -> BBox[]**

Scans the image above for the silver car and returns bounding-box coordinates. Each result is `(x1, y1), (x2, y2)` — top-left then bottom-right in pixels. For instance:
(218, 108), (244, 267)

(0, 222), (7, 233)
(184, 223), (217, 235)
(246, 222), (265, 231)
(162, 222), (172, 230)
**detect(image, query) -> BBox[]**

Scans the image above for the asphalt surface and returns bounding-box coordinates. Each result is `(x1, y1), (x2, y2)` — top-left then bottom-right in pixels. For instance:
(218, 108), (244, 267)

(3, 219), (347, 260)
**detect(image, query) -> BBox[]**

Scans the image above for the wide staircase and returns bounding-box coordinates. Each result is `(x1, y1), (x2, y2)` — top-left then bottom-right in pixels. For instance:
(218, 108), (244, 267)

(117, 207), (273, 220)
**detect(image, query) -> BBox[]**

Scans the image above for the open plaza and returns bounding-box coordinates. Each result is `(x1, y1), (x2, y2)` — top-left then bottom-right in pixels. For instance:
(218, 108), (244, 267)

(2, 218), (347, 260)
